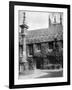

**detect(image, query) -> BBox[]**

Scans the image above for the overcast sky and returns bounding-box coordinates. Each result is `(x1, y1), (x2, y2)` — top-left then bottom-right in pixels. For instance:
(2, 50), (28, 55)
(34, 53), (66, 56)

(19, 11), (62, 31)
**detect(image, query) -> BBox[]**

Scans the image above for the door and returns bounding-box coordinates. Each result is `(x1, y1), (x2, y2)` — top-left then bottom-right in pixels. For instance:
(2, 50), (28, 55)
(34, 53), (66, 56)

(36, 57), (41, 69)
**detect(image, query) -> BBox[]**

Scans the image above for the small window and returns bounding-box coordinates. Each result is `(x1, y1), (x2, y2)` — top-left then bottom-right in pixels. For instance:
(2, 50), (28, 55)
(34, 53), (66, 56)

(49, 42), (53, 49)
(36, 43), (41, 50)
(28, 44), (33, 55)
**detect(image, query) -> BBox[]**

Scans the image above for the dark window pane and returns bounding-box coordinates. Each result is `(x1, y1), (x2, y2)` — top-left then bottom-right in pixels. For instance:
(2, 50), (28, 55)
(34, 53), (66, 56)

(28, 44), (33, 55)
(61, 40), (63, 48)
(49, 42), (53, 49)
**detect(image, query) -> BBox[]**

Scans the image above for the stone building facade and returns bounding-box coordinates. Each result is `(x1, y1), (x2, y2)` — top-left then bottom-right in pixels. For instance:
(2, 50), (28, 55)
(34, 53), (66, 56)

(19, 13), (63, 73)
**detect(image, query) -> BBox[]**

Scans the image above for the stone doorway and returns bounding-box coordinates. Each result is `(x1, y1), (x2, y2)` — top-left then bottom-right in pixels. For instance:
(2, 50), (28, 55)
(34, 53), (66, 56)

(35, 57), (42, 69)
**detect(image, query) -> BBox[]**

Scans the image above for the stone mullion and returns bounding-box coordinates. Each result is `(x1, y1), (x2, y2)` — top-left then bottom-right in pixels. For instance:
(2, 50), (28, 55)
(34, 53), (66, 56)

(33, 44), (37, 55)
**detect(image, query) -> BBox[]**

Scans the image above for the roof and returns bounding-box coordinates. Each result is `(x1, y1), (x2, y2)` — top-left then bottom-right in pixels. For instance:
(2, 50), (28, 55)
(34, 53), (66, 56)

(26, 24), (63, 44)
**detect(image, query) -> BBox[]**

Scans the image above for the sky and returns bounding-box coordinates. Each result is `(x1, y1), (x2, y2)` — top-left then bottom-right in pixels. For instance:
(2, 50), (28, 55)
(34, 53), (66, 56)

(19, 10), (63, 31)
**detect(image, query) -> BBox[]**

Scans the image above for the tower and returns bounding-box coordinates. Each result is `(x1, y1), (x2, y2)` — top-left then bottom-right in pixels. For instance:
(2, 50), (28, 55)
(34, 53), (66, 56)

(60, 14), (62, 25)
(19, 12), (28, 73)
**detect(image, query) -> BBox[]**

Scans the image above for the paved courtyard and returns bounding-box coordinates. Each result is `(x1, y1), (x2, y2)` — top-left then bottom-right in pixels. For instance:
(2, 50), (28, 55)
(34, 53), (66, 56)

(19, 69), (63, 79)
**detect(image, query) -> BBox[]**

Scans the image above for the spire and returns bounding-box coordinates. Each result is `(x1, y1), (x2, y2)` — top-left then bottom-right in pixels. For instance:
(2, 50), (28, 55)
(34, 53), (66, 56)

(23, 12), (26, 25)
(49, 15), (51, 26)
(60, 14), (62, 25)
(20, 12), (28, 29)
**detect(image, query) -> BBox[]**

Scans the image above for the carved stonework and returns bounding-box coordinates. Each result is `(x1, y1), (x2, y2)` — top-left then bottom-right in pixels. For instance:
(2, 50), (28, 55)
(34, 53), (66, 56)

(19, 12), (29, 72)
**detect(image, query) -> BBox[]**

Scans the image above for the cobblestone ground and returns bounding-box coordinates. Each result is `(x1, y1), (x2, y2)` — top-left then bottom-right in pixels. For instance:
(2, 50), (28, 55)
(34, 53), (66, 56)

(19, 69), (63, 79)
(37, 70), (63, 78)
(19, 70), (34, 75)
